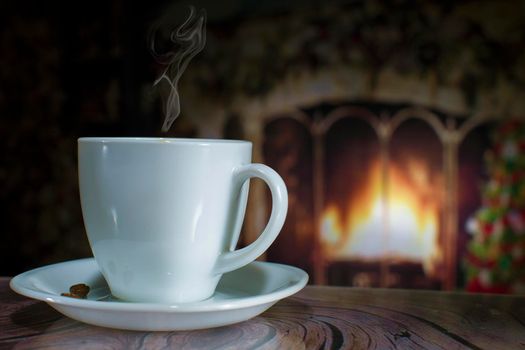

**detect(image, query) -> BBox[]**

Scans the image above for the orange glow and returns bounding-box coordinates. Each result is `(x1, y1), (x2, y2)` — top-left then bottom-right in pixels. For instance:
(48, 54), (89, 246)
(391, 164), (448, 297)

(320, 159), (442, 275)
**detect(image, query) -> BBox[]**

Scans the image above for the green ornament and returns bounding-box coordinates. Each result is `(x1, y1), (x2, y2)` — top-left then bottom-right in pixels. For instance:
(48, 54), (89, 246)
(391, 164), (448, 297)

(470, 242), (488, 259)
(478, 208), (497, 222)
(499, 254), (513, 271)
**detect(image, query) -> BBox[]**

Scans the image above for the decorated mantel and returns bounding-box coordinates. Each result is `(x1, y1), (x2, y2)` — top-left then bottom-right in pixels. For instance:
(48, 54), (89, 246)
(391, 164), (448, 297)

(175, 0), (525, 136)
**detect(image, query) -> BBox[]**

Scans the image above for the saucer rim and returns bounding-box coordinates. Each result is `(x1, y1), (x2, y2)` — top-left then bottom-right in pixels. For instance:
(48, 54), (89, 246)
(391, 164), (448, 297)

(10, 258), (309, 313)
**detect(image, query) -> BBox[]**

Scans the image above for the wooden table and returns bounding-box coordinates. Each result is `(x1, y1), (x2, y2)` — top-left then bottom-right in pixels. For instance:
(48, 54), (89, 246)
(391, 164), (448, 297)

(2, 277), (525, 349)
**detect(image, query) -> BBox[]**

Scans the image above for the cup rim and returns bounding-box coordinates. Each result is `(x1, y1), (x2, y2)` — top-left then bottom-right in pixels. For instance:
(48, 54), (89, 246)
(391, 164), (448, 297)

(78, 137), (251, 145)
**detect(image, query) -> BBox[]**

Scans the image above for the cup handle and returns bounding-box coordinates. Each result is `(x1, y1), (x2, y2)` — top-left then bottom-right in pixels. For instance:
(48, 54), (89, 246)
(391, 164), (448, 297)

(212, 163), (288, 275)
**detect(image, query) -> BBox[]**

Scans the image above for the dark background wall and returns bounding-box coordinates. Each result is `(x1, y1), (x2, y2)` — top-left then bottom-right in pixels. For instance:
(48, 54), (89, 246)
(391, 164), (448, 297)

(1, 0), (188, 275)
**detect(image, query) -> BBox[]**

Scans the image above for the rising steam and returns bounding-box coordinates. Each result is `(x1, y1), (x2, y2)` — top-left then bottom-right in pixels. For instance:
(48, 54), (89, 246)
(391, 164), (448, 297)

(150, 7), (206, 132)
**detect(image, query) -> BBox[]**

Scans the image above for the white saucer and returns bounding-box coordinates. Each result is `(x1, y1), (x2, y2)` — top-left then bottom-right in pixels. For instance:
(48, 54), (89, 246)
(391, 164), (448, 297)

(10, 258), (308, 331)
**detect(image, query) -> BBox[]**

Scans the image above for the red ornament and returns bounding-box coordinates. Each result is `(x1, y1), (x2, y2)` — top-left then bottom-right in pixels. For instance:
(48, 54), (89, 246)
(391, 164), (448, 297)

(466, 254), (496, 269)
(466, 277), (483, 292)
(481, 222), (494, 236)
(466, 277), (510, 294)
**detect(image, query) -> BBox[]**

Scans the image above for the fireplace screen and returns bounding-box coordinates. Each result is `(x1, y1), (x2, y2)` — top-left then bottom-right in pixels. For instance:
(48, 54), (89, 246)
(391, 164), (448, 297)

(264, 102), (494, 290)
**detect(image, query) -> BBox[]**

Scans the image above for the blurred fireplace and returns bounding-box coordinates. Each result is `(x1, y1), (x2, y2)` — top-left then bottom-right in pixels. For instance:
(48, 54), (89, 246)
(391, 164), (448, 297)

(263, 102), (495, 290)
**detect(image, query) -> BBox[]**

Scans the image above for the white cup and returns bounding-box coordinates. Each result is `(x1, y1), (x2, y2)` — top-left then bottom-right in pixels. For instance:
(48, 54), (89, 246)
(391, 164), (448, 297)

(78, 137), (287, 304)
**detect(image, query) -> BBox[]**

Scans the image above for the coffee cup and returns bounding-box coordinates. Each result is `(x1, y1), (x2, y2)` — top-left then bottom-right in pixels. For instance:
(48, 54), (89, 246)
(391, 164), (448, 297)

(78, 137), (287, 303)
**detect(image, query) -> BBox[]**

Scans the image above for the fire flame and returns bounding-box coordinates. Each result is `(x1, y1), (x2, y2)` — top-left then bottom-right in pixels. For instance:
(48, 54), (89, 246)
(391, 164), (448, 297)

(321, 159), (442, 275)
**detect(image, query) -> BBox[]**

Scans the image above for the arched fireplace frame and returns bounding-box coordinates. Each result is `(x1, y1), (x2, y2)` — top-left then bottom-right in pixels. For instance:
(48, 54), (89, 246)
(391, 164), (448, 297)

(263, 104), (497, 289)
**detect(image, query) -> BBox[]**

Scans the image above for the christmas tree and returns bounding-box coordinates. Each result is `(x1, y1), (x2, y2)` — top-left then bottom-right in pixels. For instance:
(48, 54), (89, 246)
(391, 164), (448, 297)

(465, 120), (525, 294)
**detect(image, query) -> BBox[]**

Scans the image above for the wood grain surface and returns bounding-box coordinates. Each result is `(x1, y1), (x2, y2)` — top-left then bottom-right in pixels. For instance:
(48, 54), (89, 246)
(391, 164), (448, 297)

(2, 277), (525, 349)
